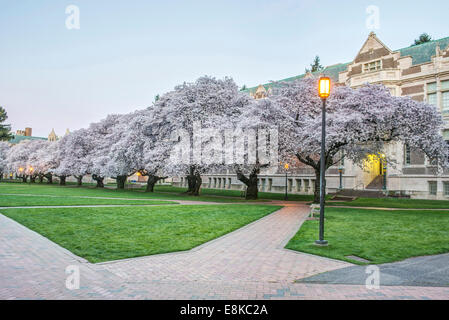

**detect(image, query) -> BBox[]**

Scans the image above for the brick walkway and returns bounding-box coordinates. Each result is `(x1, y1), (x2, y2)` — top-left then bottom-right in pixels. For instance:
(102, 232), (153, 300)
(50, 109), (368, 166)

(1, 201), (449, 300)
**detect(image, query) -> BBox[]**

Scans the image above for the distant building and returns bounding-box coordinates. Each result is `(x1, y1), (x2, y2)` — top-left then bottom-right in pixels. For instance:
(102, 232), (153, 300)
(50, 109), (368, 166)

(9, 128), (70, 145)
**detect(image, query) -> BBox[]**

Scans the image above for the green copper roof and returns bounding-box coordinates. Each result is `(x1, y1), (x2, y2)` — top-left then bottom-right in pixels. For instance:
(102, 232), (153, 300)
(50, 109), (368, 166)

(9, 135), (47, 144)
(399, 36), (449, 65)
(246, 62), (350, 94)
(247, 36), (449, 93)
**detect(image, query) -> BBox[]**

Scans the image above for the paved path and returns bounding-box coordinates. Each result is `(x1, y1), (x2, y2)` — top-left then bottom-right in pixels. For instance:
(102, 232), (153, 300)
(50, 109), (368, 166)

(1, 201), (449, 300)
(298, 253), (449, 287)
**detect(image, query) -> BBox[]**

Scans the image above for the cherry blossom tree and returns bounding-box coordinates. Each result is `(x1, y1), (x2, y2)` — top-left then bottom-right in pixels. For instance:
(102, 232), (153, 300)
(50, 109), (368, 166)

(0, 141), (10, 179)
(94, 113), (137, 189)
(261, 77), (449, 202)
(6, 140), (44, 182)
(126, 108), (171, 192)
(85, 114), (128, 188)
(235, 98), (295, 199)
(36, 141), (64, 184)
(56, 128), (95, 186)
(26, 140), (52, 183)
(155, 76), (253, 196)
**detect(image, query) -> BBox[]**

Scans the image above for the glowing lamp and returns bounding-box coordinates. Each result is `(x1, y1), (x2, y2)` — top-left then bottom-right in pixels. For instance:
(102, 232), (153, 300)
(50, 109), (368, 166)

(318, 77), (331, 99)
(284, 163), (289, 170)
(19, 167), (24, 172)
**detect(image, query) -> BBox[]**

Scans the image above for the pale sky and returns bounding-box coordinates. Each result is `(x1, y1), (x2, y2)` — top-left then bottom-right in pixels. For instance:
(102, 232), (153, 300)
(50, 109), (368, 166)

(1, 0), (449, 137)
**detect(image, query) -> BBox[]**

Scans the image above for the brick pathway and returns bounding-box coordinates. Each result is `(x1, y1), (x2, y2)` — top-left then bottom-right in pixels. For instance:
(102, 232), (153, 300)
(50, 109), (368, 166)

(1, 201), (449, 300)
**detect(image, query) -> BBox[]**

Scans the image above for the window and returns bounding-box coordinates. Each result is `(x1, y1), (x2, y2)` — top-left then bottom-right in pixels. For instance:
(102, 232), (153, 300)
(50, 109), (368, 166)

(442, 80), (449, 112)
(442, 80), (449, 90)
(427, 93), (437, 106)
(444, 182), (449, 197)
(304, 180), (310, 191)
(427, 82), (437, 93)
(296, 179), (301, 192)
(427, 82), (437, 106)
(404, 144), (411, 165)
(443, 92), (449, 112)
(429, 181), (437, 195)
(363, 60), (382, 72)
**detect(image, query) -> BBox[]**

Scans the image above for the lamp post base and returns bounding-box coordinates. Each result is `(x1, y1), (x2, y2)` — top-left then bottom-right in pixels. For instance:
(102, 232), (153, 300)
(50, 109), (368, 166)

(314, 240), (329, 246)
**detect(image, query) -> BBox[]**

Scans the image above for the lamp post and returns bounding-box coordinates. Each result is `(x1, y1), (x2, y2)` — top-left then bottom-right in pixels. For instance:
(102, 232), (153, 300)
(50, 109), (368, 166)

(380, 153), (387, 191)
(284, 163), (289, 200)
(338, 166), (343, 190)
(315, 77), (331, 246)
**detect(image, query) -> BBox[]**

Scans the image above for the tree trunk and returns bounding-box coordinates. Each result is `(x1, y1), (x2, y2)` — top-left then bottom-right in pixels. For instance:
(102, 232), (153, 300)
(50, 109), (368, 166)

(237, 172), (258, 200)
(22, 175), (28, 183)
(145, 175), (168, 192)
(38, 174), (44, 183)
(313, 169), (320, 204)
(245, 176), (258, 200)
(59, 176), (66, 186)
(192, 172), (202, 196)
(312, 168), (328, 204)
(116, 175), (127, 189)
(45, 173), (53, 184)
(75, 175), (83, 186)
(186, 166), (196, 194)
(92, 175), (104, 188)
(185, 166), (201, 196)
(30, 175), (36, 183)
(236, 164), (263, 200)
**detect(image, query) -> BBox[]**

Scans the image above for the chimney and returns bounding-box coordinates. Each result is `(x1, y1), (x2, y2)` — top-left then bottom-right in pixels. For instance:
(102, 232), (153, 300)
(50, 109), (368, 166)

(25, 128), (32, 136)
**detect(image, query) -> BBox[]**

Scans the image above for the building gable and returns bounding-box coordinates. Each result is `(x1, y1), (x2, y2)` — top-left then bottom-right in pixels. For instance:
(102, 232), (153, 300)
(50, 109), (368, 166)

(353, 32), (392, 64)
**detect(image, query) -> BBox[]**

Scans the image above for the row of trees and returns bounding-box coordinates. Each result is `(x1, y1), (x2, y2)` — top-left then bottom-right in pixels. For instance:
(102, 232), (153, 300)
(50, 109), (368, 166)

(1, 76), (448, 201)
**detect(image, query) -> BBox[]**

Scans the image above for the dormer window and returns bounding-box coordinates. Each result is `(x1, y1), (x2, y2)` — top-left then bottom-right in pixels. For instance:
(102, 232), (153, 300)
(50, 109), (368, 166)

(363, 60), (382, 72)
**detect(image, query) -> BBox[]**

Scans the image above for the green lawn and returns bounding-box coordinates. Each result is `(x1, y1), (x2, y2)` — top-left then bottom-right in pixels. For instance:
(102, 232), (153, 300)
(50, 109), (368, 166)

(152, 185), (316, 201)
(286, 207), (449, 264)
(0, 182), (317, 203)
(1, 204), (281, 263)
(0, 183), (247, 203)
(330, 197), (449, 209)
(0, 194), (174, 207)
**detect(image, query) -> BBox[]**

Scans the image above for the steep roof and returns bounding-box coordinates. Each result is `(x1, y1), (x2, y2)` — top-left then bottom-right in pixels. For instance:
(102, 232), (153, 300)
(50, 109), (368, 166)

(9, 135), (47, 145)
(246, 36), (449, 93)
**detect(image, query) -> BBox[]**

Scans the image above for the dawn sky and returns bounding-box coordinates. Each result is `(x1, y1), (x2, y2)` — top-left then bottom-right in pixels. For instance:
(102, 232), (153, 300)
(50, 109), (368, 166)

(1, 0), (449, 137)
